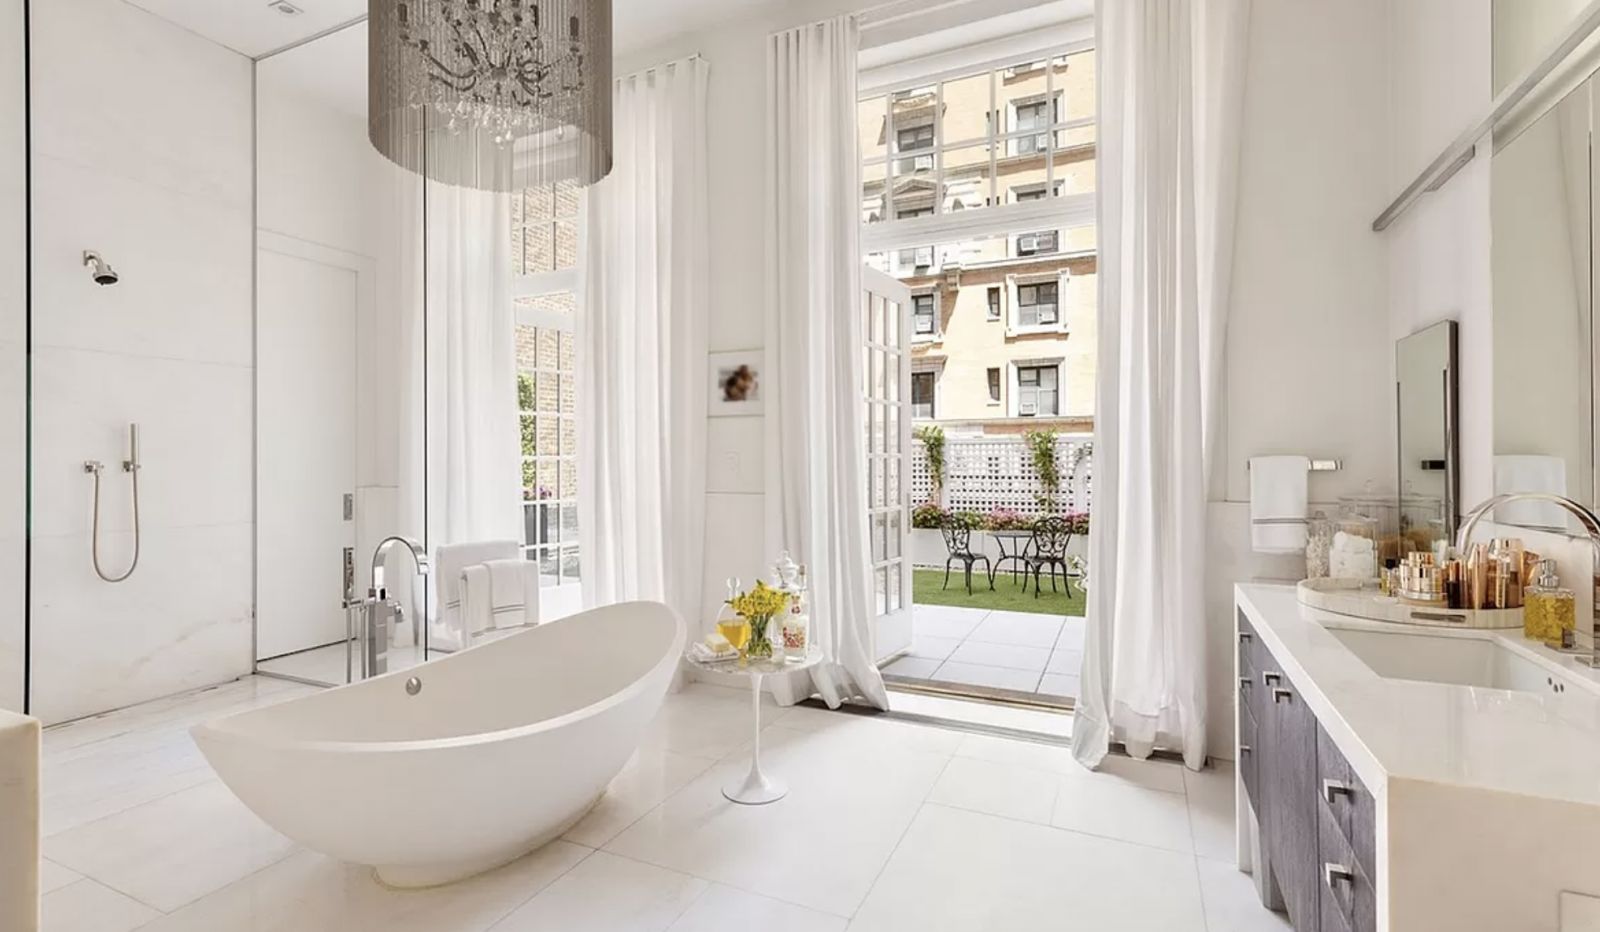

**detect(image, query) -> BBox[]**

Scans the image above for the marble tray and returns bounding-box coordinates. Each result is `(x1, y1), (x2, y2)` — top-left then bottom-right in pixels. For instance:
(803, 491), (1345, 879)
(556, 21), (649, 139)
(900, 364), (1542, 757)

(1296, 577), (1524, 629)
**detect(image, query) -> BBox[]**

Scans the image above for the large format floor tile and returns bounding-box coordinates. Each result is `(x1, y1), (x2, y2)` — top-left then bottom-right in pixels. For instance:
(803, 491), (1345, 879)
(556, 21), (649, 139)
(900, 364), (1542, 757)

(141, 844), (591, 932)
(41, 878), (161, 932)
(44, 779), (296, 912)
(849, 803), (1207, 932)
(666, 884), (848, 932)
(565, 749), (719, 848)
(1184, 761), (1239, 863)
(967, 611), (1064, 648)
(946, 641), (1051, 672)
(908, 605), (988, 640)
(490, 851), (707, 931)
(1196, 857), (1292, 931)
(1051, 776), (1195, 854)
(605, 722), (953, 917)
(929, 660), (1042, 693)
(926, 755), (1059, 825)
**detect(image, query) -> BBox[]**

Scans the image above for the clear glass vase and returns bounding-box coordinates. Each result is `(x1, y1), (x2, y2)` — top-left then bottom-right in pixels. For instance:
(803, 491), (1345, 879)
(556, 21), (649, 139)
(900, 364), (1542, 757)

(745, 613), (775, 660)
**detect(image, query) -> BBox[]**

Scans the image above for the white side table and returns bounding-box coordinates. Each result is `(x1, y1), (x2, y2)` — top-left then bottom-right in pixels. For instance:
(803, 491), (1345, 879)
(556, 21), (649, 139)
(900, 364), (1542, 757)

(683, 645), (823, 805)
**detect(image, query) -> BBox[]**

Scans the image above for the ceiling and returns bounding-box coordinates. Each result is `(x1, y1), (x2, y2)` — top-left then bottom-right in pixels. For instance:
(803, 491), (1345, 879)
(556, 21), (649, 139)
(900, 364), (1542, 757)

(122, 0), (772, 60)
(124, 0), (367, 59)
(256, 19), (368, 119)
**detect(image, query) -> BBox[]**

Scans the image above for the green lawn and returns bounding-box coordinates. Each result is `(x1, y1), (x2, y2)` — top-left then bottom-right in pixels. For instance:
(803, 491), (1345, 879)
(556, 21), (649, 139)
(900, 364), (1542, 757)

(912, 567), (1086, 616)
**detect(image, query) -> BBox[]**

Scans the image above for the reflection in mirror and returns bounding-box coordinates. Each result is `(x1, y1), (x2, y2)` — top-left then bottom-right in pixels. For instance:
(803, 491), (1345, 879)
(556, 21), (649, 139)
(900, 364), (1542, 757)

(1494, 0), (1596, 93)
(1491, 75), (1594, 532)
(0, 0), (22, 712)
(1396, 321), (1459, 549)
(254, 23), (426, 686)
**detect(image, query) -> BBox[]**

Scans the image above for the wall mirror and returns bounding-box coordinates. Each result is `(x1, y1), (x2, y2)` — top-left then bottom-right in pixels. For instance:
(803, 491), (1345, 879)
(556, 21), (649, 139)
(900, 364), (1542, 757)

(1490, 59), (1597, 533)
(1396, 321), (1460, 546)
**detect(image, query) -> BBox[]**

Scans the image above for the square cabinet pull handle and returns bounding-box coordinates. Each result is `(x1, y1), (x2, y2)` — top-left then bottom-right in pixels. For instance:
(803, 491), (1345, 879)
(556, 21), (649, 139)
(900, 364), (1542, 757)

(1323, 779), (1355, 803)
(1262, 671), (1282, 686)
(1239, 631), (1253, 642)
(1271, 687), (1293, 703)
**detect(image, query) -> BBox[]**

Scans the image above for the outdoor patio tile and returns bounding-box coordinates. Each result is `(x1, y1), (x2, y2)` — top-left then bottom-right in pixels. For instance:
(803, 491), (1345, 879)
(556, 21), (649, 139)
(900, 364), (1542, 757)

(883, 656), (941, 679)
(967, 611), (1064, 648)
(1038, 673), (1080, 698)
(1046, 648), (1082, 675)
(1056, 617), (1088, 651)
(910, 605), (988, 640)
(907, 634), (962, 662)
(932, 661), (1043, 693)
(947, 641), (1051, 673)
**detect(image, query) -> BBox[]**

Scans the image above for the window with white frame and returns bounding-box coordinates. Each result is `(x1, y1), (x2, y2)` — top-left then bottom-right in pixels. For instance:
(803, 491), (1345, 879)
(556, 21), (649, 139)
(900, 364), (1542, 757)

(512, 182), (582, 594)
(911, 370), (937, 419)
(1016, 280), (1060, 328)
(1016, 364), (1059, 416)
(912, 292), (937, 338)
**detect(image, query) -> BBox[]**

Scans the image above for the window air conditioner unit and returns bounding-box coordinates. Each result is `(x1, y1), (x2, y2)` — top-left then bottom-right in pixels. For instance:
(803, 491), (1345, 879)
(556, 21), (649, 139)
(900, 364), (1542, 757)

(1019, 234), (1040, 252)
(1019, 400), (1038, 416)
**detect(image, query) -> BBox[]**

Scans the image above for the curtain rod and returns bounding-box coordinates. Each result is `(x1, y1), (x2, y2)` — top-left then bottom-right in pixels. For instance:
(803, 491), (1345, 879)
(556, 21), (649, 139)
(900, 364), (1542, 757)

(1372, 0), (1600, 232)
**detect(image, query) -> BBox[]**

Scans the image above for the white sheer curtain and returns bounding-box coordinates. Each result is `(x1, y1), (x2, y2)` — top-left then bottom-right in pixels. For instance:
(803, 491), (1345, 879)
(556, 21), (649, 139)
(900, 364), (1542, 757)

(1074, 0), (1250, 770)
(396, 180), (523, 561)
(765, 15), (888, 710)
(579, 57), (709, 629)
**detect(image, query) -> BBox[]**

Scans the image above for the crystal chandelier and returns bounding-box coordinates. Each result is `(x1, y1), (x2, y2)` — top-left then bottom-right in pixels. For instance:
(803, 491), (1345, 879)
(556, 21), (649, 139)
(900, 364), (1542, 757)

(369, 0), (612, 191)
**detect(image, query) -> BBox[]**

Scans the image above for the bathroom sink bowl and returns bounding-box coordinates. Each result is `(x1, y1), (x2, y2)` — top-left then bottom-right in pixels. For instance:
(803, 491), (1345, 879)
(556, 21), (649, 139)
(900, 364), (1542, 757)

(1327, 626), (1557, 693)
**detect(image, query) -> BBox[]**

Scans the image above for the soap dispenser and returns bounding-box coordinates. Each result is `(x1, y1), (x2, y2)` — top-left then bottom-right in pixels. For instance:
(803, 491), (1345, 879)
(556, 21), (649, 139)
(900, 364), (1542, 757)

(1524, 559), (1576, 650)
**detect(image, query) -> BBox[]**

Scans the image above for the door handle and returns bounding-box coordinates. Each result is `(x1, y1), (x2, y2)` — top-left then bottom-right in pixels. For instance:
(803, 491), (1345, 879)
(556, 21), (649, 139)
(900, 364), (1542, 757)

(1324, 863), (1355, 890)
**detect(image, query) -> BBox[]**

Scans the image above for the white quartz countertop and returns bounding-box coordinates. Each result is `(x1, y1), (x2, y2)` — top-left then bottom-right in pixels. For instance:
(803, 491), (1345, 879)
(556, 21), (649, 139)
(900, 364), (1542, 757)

(1236, 582), (1600, 808)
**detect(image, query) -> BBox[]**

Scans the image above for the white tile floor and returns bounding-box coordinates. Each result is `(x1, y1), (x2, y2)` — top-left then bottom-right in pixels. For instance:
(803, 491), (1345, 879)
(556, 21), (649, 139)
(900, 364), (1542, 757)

(882, 605), (1084, 700)
(35, 676), (1287, 932)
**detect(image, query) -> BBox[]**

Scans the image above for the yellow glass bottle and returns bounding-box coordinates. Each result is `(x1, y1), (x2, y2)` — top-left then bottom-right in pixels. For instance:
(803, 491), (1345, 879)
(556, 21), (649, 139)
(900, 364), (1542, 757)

(1524, 559), (1576, 650)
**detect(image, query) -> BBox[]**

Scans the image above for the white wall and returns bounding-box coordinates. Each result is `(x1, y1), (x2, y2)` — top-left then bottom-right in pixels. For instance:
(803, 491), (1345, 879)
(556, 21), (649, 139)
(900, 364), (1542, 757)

(1202, 0), (1396, 758)
(0, 0), (24, 714)
(28, 0), (254, 723)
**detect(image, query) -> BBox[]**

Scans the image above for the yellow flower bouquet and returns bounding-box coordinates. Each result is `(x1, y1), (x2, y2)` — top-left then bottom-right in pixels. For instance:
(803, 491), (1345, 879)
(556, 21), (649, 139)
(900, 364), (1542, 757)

(727, 580), (789, 660)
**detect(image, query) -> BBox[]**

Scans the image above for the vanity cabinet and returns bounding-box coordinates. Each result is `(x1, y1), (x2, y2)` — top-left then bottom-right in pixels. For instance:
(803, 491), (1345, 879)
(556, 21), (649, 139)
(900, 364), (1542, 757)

(1239, 612), (1376, 932)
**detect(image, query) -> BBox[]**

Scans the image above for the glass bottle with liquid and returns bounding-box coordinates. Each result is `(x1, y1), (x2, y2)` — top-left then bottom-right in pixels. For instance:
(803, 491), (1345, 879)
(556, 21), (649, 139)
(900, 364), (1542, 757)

(1524, 560), (1576, 650)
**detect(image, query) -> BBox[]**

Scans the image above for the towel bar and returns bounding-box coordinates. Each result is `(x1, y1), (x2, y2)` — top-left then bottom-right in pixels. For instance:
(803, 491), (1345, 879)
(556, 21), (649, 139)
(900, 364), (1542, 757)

(1248, 458), (1342, 472)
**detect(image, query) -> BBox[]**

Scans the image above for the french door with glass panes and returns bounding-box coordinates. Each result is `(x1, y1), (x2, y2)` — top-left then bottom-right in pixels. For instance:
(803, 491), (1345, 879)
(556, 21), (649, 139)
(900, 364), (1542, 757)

(863, 266), (914, 662)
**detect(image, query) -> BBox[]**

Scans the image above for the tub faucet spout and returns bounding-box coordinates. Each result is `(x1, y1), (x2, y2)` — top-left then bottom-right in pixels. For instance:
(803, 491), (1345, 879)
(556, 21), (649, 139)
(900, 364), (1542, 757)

(370, 535), (430, 598)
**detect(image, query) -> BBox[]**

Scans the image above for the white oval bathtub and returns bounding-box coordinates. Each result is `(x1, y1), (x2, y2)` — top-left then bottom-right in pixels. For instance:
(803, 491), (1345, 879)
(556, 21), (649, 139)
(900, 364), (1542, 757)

(193, 601), (685, 887)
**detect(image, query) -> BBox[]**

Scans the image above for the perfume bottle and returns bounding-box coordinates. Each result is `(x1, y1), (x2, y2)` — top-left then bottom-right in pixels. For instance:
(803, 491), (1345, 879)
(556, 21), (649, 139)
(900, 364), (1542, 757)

(1524, 559), (1576, 650)
(782, 564), (810, 662)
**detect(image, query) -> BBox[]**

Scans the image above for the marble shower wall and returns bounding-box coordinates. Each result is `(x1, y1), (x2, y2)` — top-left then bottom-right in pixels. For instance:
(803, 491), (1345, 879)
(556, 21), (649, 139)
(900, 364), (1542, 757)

(28, 0), (254, 723)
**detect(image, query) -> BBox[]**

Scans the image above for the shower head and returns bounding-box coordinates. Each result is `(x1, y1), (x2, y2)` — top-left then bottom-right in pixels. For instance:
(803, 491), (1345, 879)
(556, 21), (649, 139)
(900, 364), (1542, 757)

(82, 250), (119, 286)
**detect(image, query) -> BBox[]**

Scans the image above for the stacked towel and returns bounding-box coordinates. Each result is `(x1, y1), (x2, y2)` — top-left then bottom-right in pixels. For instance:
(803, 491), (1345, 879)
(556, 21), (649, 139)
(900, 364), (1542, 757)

(459, 558), (542, 640)
(1493, 455), (1570, 530)
(435, 540), (521, 650)
(1249, 456), (1311, 554)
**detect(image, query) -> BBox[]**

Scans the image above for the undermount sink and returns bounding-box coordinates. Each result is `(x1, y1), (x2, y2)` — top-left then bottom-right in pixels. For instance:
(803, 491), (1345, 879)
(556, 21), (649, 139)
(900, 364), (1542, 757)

(1326, 626), (1561, 694)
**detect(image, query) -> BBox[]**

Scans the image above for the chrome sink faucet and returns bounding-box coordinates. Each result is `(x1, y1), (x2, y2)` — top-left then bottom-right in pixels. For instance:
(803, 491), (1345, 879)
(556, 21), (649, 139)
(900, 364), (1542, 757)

(1456, 492), (1600, 667)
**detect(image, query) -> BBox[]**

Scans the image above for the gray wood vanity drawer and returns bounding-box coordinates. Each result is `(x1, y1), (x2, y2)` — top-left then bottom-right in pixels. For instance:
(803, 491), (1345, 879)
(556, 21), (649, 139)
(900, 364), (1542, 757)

(1317, 794), (1376, 932)
(1238, 612), (1259, 678)
(1315, 723), (1376, 883)
(1239, 689), (1259, 804)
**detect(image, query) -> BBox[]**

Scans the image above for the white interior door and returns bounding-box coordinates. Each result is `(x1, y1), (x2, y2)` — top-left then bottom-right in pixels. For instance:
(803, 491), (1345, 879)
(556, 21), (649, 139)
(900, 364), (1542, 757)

(256, 247), (358, 660)
(863, 266), (914, 662)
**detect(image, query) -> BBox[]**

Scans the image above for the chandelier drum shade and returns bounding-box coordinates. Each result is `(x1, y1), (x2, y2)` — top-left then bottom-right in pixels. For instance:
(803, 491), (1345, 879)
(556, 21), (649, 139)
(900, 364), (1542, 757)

(369, 0), (613, 191)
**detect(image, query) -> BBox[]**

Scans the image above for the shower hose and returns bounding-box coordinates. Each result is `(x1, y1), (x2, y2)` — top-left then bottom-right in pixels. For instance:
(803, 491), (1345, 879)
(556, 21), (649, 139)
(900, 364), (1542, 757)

(87, 460), (140, 583)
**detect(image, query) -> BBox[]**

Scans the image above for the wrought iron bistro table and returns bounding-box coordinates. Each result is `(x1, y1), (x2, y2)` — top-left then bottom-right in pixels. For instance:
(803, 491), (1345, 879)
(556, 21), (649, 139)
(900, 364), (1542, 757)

(681, 645), (824, 805)
(988, 529), (1034, 585)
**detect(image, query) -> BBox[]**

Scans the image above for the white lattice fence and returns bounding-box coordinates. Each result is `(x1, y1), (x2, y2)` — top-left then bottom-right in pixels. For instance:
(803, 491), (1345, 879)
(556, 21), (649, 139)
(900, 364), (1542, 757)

(911, 434), (1093, 515)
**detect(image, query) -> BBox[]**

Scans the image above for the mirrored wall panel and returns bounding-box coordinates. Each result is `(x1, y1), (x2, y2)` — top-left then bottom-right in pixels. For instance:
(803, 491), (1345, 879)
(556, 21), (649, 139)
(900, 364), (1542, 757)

(1491, 72), (1596, 532)
(254, 22), (426, 686)
(0, 0), (24, 713)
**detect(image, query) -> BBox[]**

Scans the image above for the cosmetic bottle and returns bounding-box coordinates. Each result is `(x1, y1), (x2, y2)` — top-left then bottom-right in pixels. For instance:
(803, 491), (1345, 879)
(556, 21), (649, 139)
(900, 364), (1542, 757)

(1524, 559), (1576, 650)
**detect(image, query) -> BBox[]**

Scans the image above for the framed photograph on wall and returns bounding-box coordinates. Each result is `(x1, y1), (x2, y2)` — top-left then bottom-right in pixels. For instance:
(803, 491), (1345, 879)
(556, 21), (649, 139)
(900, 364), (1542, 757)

(709, 350), (763, 417)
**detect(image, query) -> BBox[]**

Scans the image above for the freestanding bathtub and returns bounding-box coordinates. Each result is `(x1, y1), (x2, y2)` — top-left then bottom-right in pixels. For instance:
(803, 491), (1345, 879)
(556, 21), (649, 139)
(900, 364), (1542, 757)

(193, 601), (685, 887)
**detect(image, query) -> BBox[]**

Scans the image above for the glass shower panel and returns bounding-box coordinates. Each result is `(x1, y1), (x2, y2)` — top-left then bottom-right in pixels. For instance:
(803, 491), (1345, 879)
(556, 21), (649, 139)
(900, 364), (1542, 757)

(0, 0), (23, 713)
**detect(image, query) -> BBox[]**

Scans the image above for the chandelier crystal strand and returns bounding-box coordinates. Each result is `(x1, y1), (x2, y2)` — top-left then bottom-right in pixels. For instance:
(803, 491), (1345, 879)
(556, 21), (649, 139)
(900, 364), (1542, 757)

(370, 0), (612, 190)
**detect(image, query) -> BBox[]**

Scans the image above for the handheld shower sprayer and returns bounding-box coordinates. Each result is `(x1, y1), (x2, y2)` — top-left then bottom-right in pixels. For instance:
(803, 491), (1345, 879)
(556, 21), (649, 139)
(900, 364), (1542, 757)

(85, 423), (141, 582)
